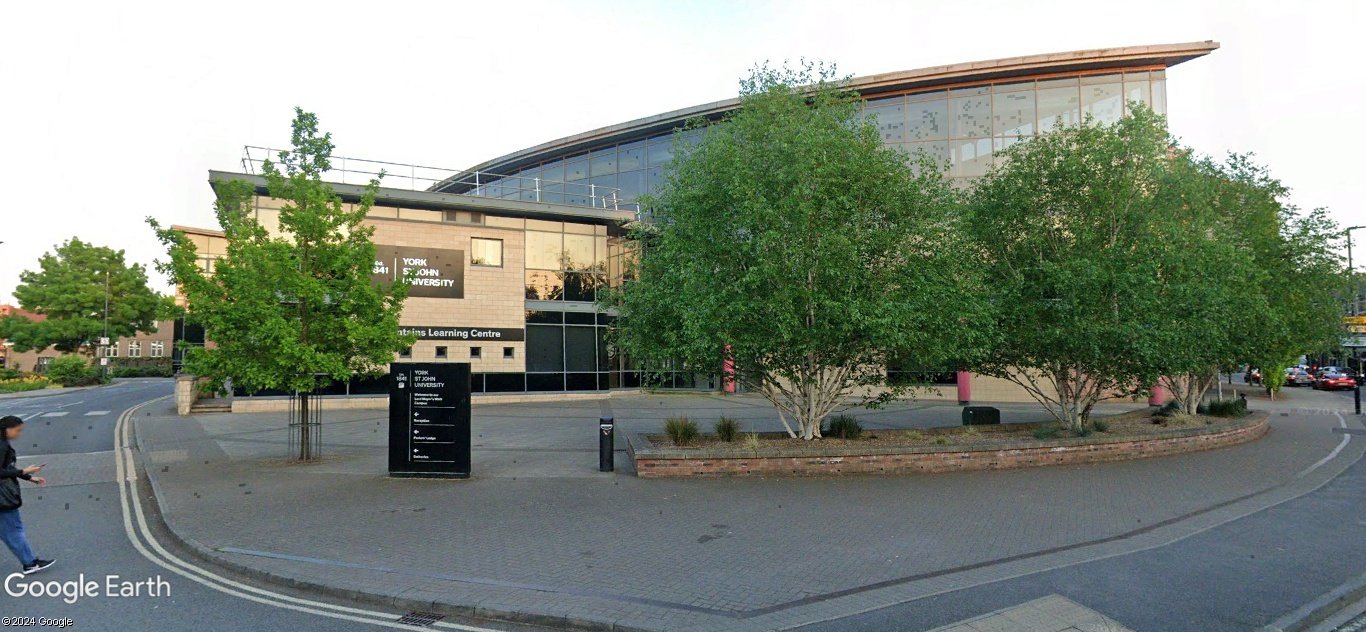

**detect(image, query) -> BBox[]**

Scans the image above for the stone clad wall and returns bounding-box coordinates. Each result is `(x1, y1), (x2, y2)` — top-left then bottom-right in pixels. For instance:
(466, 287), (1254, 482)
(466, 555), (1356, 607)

(367, 216), (527, 373)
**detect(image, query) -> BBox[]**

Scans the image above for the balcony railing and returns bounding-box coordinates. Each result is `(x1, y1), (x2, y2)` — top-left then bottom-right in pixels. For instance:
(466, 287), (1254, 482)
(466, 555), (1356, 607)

(240, 146), (633, 211)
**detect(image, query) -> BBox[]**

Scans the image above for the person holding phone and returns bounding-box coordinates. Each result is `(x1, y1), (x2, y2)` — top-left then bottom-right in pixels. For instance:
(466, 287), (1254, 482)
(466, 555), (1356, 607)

(1, 415), (54, 574)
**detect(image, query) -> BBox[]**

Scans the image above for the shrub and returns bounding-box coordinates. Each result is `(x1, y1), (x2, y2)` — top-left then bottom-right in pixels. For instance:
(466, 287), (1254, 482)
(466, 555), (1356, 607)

(905, 430), (927, 442)
(0, 368), (22, 381)
(932, 435), (950, 445)
(112, 365), (174, 378)
(45, 356), (106, 387)
(823, 414), (863, 439)
(1153, 400), (1181, 418)
(0, 376), (50, 393)
(1202, 398), (1247, 418)
(1032, 425), (1062, 440)
(664, 416), (699, 446)
(1092, 418), (1110, 433)
(743, 432), (762, 451)
(713, 416), (740, 442)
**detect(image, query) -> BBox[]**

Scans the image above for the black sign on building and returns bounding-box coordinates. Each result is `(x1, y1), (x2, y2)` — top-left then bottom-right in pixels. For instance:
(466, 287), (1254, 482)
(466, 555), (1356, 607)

(388, 362), (471, 478)
(372, 246), (465, 299)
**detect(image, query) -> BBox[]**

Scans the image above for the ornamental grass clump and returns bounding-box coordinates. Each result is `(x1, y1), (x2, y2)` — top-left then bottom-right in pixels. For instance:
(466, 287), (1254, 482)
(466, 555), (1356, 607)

(714, 416), (741, 442)
(664, 416), (699, 446)
(823, 414), (863, 439)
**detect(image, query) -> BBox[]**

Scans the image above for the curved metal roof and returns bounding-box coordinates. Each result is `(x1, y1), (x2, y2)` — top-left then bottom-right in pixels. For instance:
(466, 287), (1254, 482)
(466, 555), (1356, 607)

(432, 40), (1218, 192)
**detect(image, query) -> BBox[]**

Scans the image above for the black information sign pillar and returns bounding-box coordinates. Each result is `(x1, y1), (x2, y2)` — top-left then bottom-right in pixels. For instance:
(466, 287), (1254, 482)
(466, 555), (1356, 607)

(388, 362), (471, 478)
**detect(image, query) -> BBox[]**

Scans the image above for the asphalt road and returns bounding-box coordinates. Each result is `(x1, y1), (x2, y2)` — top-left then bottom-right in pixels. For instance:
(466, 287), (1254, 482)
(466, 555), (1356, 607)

(794, 400), (1366, 632)
(0, 381), (532, 632)
(1, 381), (1359, 631)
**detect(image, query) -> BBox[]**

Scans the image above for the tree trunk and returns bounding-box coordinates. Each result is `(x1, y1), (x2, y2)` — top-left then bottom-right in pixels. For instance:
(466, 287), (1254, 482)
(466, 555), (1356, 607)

(298, 391), (312, 460)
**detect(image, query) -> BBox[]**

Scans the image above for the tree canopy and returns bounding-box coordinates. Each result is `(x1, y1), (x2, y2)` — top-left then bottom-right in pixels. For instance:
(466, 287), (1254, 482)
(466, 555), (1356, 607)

(150, 108), (413, 404)
(967, 106), (1349, 425)
(965, 107), (1193, 430)
(608, 63), (991, 439)
(0, 238), (168, 353)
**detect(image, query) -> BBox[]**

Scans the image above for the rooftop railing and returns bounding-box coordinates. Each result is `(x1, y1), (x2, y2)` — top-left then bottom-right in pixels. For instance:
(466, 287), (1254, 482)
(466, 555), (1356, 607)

(241, 146), (633, 212)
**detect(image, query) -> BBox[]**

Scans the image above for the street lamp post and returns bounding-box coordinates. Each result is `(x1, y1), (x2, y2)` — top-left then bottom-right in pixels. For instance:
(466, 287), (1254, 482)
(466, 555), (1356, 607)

(1347, 226), (1364, 414)
(102, 269), (111, 378)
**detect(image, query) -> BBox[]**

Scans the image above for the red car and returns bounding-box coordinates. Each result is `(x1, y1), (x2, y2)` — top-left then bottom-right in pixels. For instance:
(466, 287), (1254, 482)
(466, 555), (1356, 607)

(1313, 371), (1357, 391)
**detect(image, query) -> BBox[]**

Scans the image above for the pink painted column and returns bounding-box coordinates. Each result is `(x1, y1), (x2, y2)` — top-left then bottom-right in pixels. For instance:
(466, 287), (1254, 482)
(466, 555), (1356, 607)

(956, 370), (972, 405)
(722, 346), (736, 393)
(1148, 383), (1168, 406)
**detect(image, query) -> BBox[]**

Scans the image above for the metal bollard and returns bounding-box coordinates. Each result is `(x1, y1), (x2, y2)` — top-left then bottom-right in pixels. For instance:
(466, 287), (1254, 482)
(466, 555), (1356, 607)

(1355, 384), (1361, 416)
(599, 416), (615, 472)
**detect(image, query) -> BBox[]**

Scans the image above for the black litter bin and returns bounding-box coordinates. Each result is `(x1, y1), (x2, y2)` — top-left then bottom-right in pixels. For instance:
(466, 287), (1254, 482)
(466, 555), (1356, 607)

(962, 406), (1001, 426)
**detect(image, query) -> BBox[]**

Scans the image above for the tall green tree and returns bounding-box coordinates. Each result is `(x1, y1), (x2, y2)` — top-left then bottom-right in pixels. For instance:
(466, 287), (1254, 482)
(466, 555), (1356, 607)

(0, 238), (167, 353)
(1249, 206), (1348, 398)
(1145, 153), (1269, 413)
(965, 108), (1177, 432)
(150, 108), (412, 459)
(609, 63), (991, 440)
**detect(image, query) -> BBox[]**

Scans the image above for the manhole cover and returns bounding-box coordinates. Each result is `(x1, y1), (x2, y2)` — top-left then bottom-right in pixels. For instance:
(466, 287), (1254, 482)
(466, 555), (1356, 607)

(396, 611), (445, 627)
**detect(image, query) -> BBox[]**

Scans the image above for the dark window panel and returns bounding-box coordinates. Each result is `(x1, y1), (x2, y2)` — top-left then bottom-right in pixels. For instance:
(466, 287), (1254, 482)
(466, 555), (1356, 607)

(565, 326), (597, 372)
(526, 325), (565, 372)
(526, 373), (565, 392)
(566, 372), (598, 391)
(526, 309), (564, 324)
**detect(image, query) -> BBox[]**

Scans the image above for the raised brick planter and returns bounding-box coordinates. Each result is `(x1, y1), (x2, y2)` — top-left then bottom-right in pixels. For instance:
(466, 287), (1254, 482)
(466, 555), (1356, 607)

(627, 412), (1269, 478)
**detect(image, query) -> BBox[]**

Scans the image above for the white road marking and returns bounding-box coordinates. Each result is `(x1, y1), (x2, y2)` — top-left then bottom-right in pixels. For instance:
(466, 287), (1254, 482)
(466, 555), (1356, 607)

(114, 398), (504, 632)
(55, 400), (85, 408)
(85, 410), (111, 416)
(40, 411), (68, 417)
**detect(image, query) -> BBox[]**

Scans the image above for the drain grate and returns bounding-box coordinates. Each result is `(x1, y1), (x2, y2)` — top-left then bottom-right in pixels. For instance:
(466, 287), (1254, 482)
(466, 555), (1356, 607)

(396, 611), (446, 627)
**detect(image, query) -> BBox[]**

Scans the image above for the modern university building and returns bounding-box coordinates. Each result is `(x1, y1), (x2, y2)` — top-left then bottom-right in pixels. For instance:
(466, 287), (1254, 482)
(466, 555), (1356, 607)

(177, 41), (1218, 404)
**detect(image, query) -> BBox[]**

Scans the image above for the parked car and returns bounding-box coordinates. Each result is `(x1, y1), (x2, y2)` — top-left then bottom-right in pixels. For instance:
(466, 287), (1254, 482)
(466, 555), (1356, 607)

(1284, 367), (1315, 387)
(1313, 371), (1357, 391)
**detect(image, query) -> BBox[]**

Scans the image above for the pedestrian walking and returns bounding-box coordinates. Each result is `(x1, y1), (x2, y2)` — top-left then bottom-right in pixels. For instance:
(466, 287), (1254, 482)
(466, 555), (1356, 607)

(1, 415), (54, 574)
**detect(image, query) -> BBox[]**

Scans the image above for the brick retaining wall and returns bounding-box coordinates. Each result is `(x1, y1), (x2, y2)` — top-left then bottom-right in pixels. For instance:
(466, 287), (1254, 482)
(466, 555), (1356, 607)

(629, 412), (1269, 478)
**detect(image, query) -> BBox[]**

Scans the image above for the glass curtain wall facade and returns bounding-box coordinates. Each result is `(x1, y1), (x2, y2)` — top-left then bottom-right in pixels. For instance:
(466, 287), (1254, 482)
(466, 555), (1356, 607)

(463, 70), (1165, 204)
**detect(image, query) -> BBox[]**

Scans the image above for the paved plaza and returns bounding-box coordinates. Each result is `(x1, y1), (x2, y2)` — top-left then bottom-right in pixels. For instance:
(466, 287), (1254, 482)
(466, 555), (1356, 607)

(130, 386), (1364, 631)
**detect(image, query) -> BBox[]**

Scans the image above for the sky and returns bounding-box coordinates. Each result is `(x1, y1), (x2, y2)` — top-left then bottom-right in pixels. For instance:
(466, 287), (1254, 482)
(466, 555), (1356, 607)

(1, 0), (1363, 301)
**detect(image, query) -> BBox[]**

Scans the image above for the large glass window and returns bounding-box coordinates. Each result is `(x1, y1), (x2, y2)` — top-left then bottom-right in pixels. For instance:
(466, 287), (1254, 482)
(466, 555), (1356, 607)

(617, 145), (643, 171)
(1082, 81), (1123, 125)
(862, 100), (905, 143)
(470, 238), (503, 267)
(906, 140), (949, 172)
(589, 149), (617, 176)
(564, 233), (595, 270)
(1037, 80), (1080, 131)
(564, 157), (588, 182)
(950, 87), (992, 138)
(526, 231), (562, 270)
(617, 170), (645, 200)
(993, 90), (1035, 136)
(952, 138), (993, 178)
(906, 97), (948, 140)
(646, 140), (672, 167)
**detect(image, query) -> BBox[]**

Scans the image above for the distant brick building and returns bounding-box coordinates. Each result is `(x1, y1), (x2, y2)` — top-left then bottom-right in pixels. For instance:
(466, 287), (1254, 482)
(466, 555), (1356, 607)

(0, 304), (174, 373)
